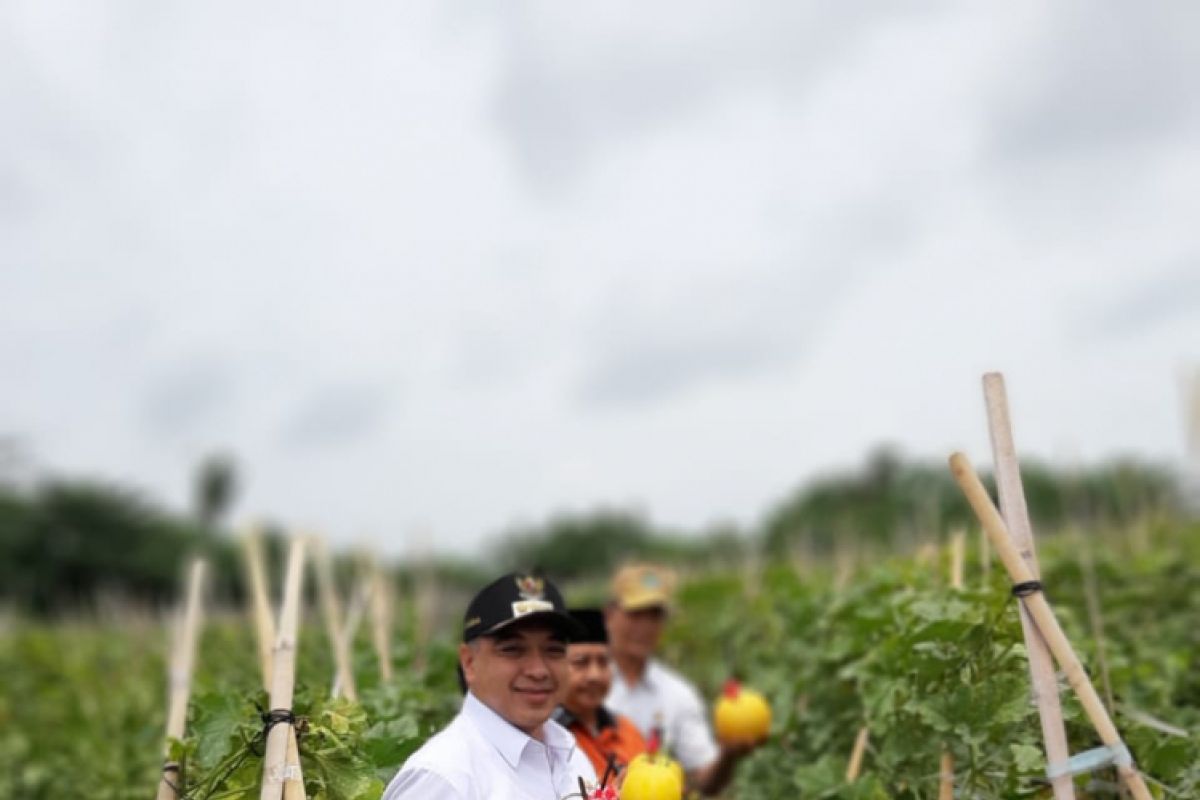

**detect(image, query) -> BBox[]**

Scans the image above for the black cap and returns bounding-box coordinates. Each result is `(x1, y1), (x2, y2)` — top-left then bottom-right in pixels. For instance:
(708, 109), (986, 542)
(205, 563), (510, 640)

(568, 608), (607, 644)
(462, 572), (582, 643)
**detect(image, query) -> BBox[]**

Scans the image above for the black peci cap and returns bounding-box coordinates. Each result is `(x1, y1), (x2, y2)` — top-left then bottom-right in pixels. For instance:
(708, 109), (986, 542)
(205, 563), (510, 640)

(568, 608), (608, 644)
(461, 572), (583, 643)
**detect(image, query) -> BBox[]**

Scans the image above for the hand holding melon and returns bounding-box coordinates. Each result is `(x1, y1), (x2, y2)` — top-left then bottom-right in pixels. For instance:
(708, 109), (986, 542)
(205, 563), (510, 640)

(713, 679), (771, 747)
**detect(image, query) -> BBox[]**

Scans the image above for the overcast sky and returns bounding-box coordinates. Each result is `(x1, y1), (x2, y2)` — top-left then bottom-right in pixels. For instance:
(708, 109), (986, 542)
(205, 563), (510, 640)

(3, 2), (1199, 555)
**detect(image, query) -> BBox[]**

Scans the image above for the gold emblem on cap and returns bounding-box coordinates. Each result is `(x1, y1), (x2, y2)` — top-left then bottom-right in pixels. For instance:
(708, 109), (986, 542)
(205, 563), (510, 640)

(515, 574), (545, 600)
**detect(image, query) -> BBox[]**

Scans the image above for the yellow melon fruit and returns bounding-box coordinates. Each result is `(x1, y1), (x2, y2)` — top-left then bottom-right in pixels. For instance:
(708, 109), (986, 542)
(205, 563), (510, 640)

(713, 679), (771, 744)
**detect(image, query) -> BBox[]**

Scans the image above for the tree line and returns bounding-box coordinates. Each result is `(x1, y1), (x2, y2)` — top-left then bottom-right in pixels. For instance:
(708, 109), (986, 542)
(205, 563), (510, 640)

(0, 447), (1182, 615)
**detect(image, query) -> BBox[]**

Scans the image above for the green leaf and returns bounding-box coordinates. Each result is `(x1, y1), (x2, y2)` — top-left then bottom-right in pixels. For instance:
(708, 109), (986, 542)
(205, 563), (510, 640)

(1010, 743), (1044, 774)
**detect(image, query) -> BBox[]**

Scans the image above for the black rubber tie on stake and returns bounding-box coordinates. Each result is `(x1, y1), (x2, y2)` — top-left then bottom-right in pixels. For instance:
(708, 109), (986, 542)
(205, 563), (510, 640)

(161, 761), (183, 794)
(250, 704), (298, 756)
(262, 708), (297, 737)
(1011, 580), (1043, 598)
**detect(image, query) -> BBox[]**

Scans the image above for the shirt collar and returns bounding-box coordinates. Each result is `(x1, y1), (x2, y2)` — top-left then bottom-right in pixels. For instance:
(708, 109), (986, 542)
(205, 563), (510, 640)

(618, 658), (660, 690)
(464, 692), (576, 769)
(554, 704), (617, 732)
(642, 659), (663, 688)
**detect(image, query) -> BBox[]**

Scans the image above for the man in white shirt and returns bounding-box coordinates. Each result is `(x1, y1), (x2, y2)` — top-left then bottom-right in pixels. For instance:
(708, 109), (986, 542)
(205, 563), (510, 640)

(604, 563), (765, 796)
(383, 572), (598, 800)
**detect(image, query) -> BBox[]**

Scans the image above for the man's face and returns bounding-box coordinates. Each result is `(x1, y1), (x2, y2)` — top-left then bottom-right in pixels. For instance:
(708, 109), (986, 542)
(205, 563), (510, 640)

(563, 642), (612, 717)
(459, 620), (569, 735)
(604, 604), (667, 661)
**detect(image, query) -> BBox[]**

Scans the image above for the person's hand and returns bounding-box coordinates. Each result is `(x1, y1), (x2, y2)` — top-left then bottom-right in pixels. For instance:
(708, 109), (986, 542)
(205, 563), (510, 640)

(719, 733), (768, 760)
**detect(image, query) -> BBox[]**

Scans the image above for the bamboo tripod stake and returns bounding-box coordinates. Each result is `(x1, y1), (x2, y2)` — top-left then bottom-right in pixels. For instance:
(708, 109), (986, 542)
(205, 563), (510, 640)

(980, 526), (991, 588)
(156, 558), (206, 800)
(343, 579), (371, 659)
(983, 373), (1075, 800)
(369, 561), (394, 684)
(243, 530), (275, 692)
(260, 538), (307, 800)
(950, 453), (1153, 800)
(938, 750), (954, 800)
(313, 537), (357, 701)
(243, 531), (306, 798)
(413, 558), (437, 673)
(846, 727), (869, 782)
(949, 529), (965, 591)
(938, 533), (965, 800)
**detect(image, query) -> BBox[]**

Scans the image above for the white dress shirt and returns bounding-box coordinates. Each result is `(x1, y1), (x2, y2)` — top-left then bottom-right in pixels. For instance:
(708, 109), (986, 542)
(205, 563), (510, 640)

(382, 692), (597, 800)
(605, 658), (719, 772)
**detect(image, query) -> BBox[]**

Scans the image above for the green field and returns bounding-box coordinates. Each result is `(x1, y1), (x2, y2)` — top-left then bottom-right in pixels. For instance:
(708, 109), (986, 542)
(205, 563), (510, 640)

(2, 519), (1198, 799)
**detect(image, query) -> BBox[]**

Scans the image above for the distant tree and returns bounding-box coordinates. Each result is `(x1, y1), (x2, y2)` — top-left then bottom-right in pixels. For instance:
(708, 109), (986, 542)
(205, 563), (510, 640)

(762, 446), (1181, 556)
(193, 453), (238, 534)
(0, 481), (210, 614)
(491, 508), (734, 580)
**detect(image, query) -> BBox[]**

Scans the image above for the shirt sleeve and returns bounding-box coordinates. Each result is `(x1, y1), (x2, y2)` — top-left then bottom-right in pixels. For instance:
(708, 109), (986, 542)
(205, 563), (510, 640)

(671, 683), (719, 772)
(381, 767), (466, 800)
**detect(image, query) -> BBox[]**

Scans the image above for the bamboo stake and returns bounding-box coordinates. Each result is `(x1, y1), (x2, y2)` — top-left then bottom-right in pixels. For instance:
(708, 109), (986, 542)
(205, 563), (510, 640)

(408, 530), (437, 674)
(156, 558), (207, 800)
(983, 372), (1075, 800)
(950, 453), (1154, 800)
(343, 578), (370, 653)
(312, 537), (357, 701)
(939, 536), (963, 800)
(938, 750), (954, 800)
(846, 727), (869, 782)
(413, 559), (438, 674)
(261, 538), (306, 800)
(949, 529), (965, 590)
(369, 560), (394, 684)
(244, 530), (306, 795)
(242, 529), (275, 691)
(283, 732), (305, 800)
(979, 526), (991, 589)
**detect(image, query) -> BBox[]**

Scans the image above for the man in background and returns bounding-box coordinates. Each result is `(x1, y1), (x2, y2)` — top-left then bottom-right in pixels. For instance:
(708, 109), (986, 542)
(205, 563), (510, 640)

(554, 608), (647, 781)
(604, 563), (765, 796)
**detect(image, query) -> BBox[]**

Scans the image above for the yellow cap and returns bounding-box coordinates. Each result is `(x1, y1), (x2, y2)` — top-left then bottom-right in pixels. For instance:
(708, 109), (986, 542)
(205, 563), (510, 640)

(610, 563), (677, 611)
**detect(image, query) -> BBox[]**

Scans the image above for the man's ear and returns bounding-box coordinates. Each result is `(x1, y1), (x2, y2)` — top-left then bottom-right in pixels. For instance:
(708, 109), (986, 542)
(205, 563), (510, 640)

(459, 642), (476, 685)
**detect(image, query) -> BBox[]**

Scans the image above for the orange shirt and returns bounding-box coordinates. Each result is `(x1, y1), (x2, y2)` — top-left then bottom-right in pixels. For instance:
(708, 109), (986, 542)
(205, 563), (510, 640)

(556, 706), (648, 780)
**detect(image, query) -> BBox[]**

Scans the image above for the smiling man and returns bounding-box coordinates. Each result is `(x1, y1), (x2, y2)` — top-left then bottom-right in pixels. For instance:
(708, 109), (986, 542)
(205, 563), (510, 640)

(382, 572), (597, 799)
(553, 608), (647, 781)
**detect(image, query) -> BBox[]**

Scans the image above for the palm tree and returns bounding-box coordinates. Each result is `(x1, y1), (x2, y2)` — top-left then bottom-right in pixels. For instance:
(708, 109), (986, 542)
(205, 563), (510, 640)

(193, 453), (238, 535)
